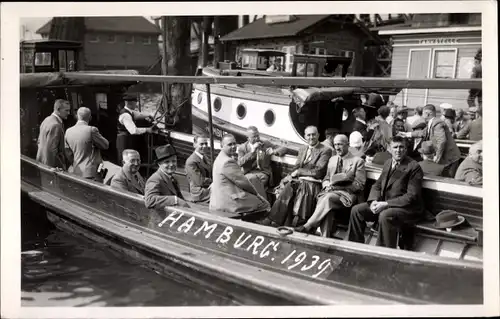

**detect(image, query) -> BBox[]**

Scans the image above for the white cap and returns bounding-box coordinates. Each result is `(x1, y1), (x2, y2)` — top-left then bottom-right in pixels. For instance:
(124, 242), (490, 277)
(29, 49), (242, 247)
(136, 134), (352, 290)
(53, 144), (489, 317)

(349, 131), (363, 148)
(440, 103), (453, 109)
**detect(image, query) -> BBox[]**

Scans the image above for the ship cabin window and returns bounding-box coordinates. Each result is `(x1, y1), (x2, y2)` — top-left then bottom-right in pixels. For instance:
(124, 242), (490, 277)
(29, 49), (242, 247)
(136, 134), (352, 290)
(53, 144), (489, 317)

(35, 52), (52, 66)
(296, 62), (318, 77)
(56, 50), (78, 72)
(236, 103), (247, 119)
(96, 93), (108, 110)
(264, 109), (276, 126)
(213, 97), (222, 112)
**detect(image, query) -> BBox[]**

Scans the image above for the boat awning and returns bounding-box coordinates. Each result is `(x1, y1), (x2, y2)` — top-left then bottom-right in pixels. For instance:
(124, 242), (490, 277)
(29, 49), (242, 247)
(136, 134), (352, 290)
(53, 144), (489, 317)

(292, 86), (403, 110)
(20, 70), (140, 88)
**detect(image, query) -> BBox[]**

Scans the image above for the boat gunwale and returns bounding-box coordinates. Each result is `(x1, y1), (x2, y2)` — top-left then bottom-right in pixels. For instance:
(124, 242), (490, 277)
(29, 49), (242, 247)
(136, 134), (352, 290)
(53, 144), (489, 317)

(21, 155), (482, 270)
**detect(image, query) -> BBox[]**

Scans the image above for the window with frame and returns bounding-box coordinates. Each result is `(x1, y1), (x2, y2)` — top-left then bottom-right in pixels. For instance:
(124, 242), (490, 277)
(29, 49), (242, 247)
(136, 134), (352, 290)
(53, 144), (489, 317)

(88, 34), (99, 43)
(125, 35), (134, 44)
(432, 49), (456, 79)
(34, 52), (52, 66)
(142, 36), (151, 45)
(107, 35), (116, 43)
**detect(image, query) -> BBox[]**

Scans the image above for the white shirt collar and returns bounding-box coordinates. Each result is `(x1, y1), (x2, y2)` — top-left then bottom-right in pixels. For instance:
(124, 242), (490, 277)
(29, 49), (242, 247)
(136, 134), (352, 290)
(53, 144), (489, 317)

(124, 106), (135, 113)
(52, 112), (63, 123)
(356, 118), (366, 125)
(77, 120), (88, 125)
(195, 151), (204, 159)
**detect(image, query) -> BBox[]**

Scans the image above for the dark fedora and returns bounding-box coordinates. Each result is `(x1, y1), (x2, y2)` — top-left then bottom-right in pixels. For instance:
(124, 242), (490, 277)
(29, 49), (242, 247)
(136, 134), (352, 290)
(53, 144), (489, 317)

(362, 93), (385, 109)
(434, 210), (466, 229)
(154, 144), (176, 163)
(418, 141), (436, 155)
(443, 108), (456, 119)
(396, 105), (409, 114)
(123, 93), (138, 101)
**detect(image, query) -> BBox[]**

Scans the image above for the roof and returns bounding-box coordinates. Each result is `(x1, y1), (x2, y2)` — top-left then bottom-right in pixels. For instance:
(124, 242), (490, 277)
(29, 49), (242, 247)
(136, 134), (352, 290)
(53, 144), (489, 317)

(220, 15), (330, 42)
(241, 49), (287, 55)
(20, 39), (83, 49)
(36, 17), (161, 35)
(378, 25), (482, 35)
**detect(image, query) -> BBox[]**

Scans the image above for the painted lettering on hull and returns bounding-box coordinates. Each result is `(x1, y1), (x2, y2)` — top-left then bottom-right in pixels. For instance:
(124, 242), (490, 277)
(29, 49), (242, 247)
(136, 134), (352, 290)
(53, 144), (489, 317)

(157, 210), (342, 279)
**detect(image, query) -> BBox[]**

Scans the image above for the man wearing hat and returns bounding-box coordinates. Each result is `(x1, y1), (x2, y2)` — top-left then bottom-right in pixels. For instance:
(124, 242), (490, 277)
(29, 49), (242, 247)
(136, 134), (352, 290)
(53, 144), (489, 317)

(453, 109), (470, 137)
(442, 108), (456, 135)
(296, 134), (366, 237)
(210, 134), (270, 215)
(417, 141), (445, 176)
(455, 140), (482, 186)
(399, 104), (461, 177)
(144, 145), (190, 210)
(116, 93), (156, 163)
(394, 105), (413, 133)
(456, 105), (482, 141)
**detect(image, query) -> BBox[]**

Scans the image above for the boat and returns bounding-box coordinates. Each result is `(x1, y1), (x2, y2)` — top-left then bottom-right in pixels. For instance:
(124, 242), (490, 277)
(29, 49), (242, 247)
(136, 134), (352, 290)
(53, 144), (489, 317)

(20, 40), (483, 305)
(190, 51), (479, 156)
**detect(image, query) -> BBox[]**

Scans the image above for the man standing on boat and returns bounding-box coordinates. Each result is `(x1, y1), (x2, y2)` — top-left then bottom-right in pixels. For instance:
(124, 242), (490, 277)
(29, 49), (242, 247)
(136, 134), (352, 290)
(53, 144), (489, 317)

(145, 145), (190, 210)
(185, 134), (212, 203)
(36, 99), (71, 170)
(237, 126), (287, 199)
(210, 134), (270, 215)
(64, 107), (109, 182)
(110, 150), (146, 195)
(399, 104), (461, 177)
(296, 134), (366, 237)
(260, 126), (332, 227)
(116, 93), (156, 163)
(347, 136), (424, 248)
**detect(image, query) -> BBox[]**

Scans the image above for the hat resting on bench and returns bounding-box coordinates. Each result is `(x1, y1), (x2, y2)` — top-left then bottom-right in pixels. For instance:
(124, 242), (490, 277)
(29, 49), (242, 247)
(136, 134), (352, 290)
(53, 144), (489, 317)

(434, 210), (466, 229)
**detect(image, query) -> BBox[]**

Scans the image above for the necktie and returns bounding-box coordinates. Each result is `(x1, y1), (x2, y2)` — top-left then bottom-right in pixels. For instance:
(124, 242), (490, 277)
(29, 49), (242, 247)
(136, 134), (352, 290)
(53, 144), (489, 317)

(304, 147), (312, 163)
(171, 176), (181, 197)
(390, 161), (400, 176)
(337, 157), (344, 174)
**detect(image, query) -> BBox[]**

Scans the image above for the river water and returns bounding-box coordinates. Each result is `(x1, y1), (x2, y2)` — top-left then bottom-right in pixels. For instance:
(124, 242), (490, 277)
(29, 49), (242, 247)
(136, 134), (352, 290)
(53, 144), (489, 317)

(21, 199), (238, 307)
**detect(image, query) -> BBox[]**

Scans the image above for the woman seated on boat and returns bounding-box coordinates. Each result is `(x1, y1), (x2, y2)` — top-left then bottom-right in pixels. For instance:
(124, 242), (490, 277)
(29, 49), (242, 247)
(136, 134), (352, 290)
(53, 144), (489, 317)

(144, 145), (190, 210)
(295, 134), (366, 237)
(110, 150), (146, 195)
(348, 131), (365, 159)
(455, 140), (482, 186)
(259, 126), (332, 227)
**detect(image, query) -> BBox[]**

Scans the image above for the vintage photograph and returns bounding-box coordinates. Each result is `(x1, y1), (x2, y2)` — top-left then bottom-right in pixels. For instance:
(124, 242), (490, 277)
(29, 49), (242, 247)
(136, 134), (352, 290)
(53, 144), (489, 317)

(2, 1), (498, 317)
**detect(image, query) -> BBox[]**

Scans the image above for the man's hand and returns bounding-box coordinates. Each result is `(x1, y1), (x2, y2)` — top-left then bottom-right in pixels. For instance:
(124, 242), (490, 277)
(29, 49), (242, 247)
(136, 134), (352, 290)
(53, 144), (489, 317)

(290, 170), (299, 178)
(371, 201), (389, 214)
(177, 198), (191, 208)
(265, 147), (274, 155)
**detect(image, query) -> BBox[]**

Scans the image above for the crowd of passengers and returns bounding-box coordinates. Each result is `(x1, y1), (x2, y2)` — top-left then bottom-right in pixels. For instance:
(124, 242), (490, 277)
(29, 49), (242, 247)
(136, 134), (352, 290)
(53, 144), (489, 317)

(36, 91), (483, 249)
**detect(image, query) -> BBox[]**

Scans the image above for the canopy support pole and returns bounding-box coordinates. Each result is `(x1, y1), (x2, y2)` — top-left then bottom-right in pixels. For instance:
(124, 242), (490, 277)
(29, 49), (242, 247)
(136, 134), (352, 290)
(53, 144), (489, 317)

(205, 84), (215, 164)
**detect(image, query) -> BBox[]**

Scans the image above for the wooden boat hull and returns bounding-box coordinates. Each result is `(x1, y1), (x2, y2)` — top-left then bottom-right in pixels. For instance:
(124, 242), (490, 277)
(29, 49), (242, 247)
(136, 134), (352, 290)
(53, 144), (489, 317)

(21, 155), (483, 304)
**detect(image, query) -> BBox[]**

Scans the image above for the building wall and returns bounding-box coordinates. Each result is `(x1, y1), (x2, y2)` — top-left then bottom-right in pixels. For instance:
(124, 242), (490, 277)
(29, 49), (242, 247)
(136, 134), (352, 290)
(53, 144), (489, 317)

(83, 32), (160, 71)
(390, 31), (481, 110)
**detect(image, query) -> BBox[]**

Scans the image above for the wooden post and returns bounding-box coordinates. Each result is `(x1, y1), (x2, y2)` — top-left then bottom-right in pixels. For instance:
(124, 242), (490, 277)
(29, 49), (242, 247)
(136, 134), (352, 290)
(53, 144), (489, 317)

(205, 84), (215, 164)
(213, 16), (221, 68)
(161, 16), (169, 112)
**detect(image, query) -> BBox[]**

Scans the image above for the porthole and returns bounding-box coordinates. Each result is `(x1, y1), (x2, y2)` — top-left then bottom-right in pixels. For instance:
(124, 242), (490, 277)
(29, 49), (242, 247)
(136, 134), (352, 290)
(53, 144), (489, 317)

(197, 92), (203, 104)
(213, 97), (222, 112)
(264, 109), (276, 126)
(236, 103), (247, 119)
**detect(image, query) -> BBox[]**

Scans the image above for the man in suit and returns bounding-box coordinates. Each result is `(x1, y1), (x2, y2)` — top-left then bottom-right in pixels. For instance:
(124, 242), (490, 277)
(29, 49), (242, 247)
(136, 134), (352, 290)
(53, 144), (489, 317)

(110, 149), (147, 195)
(407, 106), (425, 128)
(347, 136), (424, 248)
(456, 106), (482, 141)
(36, 99), (71, 169)
(210, 134), (270, 215)
(116, 93), (156, 163)
(453, 108), (469, 137)
(260, 126), (333, 227)
(321, 128), (339, 152)
(351, 107), (368, 140)
(297, 134), (366, 236)
(185, 134), (212, 203)
(394, 105), (413, 133)
(238, 126), (288, 199)
(455, 141), (482, 186)
(64, 107), (109, 181)
(400, 104), (461, 178)
(417, 141), (445, 177)
(144, 145), (190, 210)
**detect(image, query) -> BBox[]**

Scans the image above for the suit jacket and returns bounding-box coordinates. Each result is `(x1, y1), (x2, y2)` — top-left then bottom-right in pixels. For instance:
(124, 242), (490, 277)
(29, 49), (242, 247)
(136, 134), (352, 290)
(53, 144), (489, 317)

(412, 118), (461, 165)
(321, 139), (334, 151)
(144, 169), (184, 210)
(352, 119), (368, 140)
(210, 151), (269, 214)
(237, 140), (287, 184)
(368, 156), (424, 215)
(418, 159), (445, 177)
(455, 157), (482, 184)
(185, 151), (212, 202)
(110, 168), (146, 195)
(292, 143), (332, 179)
(64, 121), (109, 179)
(456, 118), (482, 141)
(36, 114), (67, 169)
(323, 152), (366, 203)
(454, 118), (470, 134)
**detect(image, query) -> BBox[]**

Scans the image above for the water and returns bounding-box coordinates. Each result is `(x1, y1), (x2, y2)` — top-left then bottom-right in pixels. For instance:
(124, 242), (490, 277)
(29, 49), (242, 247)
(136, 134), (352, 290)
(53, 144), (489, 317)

(21, 200), (238, 307)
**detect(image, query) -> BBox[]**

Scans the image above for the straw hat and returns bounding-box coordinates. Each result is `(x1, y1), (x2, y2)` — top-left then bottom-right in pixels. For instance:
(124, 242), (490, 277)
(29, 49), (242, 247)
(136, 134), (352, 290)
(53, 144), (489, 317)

(349, 131), (363, 148)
